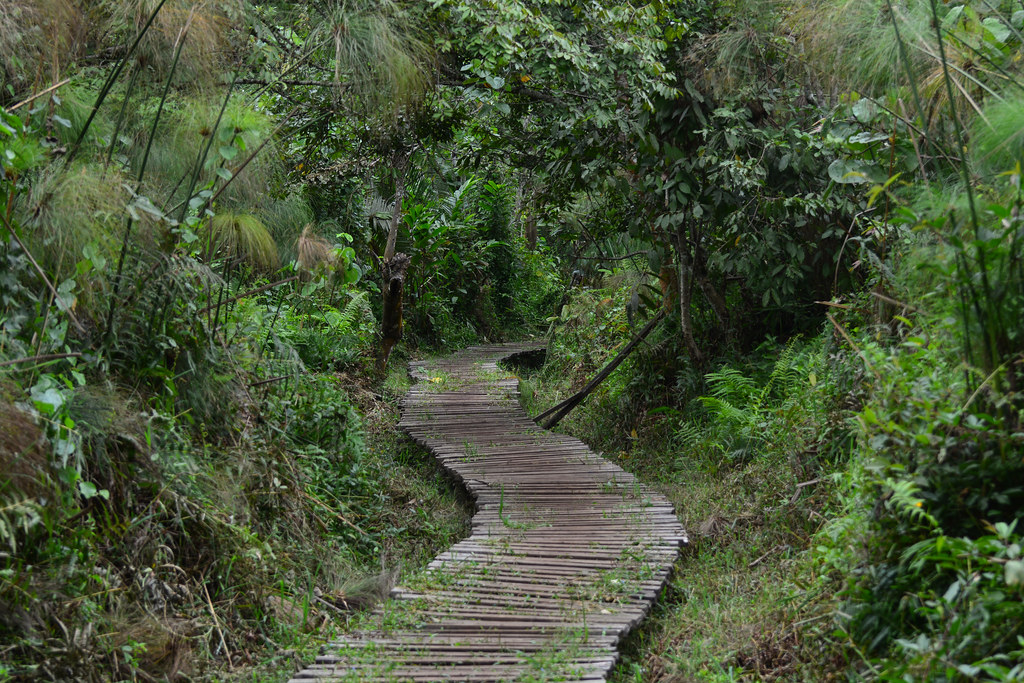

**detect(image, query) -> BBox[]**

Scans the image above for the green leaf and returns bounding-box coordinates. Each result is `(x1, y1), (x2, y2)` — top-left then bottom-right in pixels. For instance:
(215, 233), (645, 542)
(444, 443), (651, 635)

(219, 145), (239, 160)
(216, 167), (233, 181)
(1006, 560), (1024, 586)
(852, 98), (878, 123)
(943, 5), (965, 28)
(847, 131), (888, 146)
(982, 16), (1011, 44)
(32, 388), (64, 415)
(828, 158), (877, 184)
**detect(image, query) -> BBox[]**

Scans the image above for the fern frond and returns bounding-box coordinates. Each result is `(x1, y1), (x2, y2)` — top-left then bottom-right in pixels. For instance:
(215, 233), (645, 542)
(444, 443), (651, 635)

(758, 337), (802, 410)
(698, 396), (753, 427)
(320, 291), (373, 337)
(705, 367), (758, 403)
(674, 419), (704, 450)
(884, 477), (939, 528)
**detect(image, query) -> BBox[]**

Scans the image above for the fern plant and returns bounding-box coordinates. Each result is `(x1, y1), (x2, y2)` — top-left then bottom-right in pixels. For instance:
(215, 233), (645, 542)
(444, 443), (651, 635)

(698, 339), (806, 463)
(316, 290), (373, 339)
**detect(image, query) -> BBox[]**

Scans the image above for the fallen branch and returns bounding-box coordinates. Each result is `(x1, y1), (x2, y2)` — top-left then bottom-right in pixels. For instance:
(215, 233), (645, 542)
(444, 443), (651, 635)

(0, 352), (83, 368)
(815, 300), (852, 310)
(9, 78), (71, 111)
(826, 313), (881, 382)
(248, 374), (293, 388)
(869, 289), (920, 312)
(536, 310), (665, 429)
(748, 544), (785, 569)
(790, 477), (822, 504)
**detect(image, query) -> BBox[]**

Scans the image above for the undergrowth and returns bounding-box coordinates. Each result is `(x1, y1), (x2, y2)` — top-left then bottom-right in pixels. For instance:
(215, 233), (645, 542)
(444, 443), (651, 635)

(522, 275), (849, 681)
(531, 192), (1024, 680)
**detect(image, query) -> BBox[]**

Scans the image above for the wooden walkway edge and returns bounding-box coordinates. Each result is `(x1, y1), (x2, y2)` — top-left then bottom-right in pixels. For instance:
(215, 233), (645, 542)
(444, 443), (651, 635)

(290, 343), (688, 682)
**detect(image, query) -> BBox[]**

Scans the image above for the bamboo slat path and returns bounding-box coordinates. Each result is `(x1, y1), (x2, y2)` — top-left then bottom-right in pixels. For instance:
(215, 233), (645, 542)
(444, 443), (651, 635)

(291, 343), (687, 682)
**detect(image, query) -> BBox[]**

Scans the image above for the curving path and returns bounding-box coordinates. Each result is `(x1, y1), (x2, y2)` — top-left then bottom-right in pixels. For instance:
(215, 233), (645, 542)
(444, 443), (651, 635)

(291, 343), (687, 682)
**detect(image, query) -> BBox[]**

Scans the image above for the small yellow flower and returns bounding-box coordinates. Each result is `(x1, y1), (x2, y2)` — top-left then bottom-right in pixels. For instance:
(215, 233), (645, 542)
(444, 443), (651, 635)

(430, 376), (443, 384)
(914, 501), (923, 507)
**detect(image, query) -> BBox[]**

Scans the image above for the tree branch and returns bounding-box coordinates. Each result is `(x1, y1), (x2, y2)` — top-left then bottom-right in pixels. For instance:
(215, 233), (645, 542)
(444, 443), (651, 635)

(235, 78), (342, 88)
(0, 352), (83, 368)
(509, 84), (564, 106)
(577, 251), (646, 261)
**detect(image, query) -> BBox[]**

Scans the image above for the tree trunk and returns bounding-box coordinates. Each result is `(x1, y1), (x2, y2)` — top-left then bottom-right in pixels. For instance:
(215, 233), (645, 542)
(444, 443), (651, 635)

(693, 228), (729, 331)
(525, 215), (537, 251)
(379, 155), (409, 370)
(383, 167), (406, 263)
(675, 225), (704, 365)
(379, 252), (410, 370)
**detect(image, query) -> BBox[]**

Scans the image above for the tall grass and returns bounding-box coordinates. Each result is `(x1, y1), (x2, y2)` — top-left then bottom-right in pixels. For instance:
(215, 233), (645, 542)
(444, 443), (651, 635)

(202, 212), (280, 271)
(312, 0), (434, 116)
(138, 99), (282, 209)
(21, 164), (124, 285)
(0, 0), (85, 96)
(119, 0), (238, 85)
(792, 0), (1023, 125)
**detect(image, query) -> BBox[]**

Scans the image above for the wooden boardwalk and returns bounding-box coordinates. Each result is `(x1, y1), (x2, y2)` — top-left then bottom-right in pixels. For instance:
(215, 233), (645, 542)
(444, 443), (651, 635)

(291, 343), (687, 682)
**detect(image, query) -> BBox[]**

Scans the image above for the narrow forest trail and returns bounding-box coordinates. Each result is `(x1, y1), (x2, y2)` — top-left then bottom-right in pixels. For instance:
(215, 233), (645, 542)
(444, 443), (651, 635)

(290, 343), (687, 682)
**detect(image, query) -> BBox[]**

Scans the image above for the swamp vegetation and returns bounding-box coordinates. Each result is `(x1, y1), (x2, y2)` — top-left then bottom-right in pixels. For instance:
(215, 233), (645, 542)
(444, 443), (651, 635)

(1, 0), (1022, 680)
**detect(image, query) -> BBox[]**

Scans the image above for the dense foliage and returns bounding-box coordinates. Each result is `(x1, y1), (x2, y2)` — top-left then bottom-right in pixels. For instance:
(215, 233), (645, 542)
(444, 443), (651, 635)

(2, 0), (1023, 680)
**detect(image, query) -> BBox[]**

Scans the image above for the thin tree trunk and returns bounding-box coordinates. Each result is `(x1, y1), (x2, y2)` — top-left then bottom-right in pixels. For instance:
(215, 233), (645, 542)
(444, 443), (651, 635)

(379, 153), (410, 369)
(379, 252), (410, 370)
(675, 225), (703, 364)
(693, 228), (729, 331)
(383, 167), (406, 262)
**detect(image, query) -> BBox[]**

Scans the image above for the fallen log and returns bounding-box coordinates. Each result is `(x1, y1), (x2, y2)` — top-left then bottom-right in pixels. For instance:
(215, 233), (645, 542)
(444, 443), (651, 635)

(536, 309), (665, 430)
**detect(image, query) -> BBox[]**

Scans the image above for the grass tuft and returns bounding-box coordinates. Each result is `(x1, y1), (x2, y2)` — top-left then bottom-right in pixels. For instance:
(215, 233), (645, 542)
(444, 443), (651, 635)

(296, 224), (333, 276)
(202, 211), (279, 271)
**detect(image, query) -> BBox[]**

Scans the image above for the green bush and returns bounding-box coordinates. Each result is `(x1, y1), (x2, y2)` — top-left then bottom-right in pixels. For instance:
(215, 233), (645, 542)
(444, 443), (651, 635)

(814, 177), (1024, 678)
